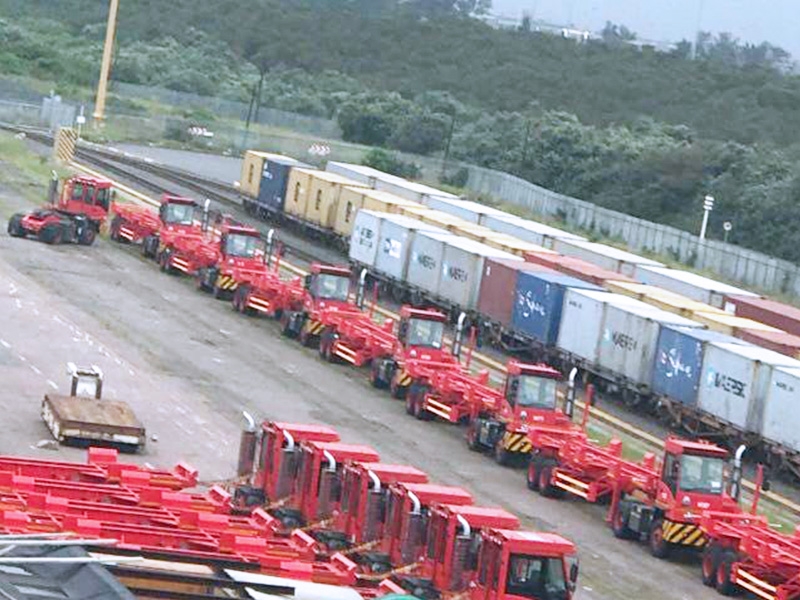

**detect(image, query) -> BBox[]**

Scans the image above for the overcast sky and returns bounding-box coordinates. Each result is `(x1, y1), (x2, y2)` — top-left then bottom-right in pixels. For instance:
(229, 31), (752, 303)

(492, 0), (800, 55)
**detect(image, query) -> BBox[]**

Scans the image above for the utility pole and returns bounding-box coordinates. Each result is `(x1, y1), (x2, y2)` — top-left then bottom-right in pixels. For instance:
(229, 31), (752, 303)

(93, 0), (120, 126)
(699, 194), (714, 241)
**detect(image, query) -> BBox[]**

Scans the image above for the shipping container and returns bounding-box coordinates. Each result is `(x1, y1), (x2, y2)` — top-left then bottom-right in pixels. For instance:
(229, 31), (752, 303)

(325, 161), (392, 187)
(762, 366), (800, 450)
(552, 239), (664, 277)
(303, 171), (368, 228)
(373, 177), (459, 204)
(422, 196), (508, 226)
(605, 281), (726, 318)
(736, 329), (800, 359)
(597, 303), (702, 388)
(510, 272), (602, 346)
(284, 168), (316, 219)
(697, 343), (800, 431)
(480, 232), (555, 258)
(477, 259), (556, 327)
(481, 214), (586, 249)
(374, 214), (450, 282)
(399, 207), (473, 232)
(240, 150), (293, 199)
(407, 230), (453, 298)
(452, 223), (495, 243)
(724, 295), (800, 337)
(652, 326), (751, 408)
(333, 187), (421, 237)
(634, 265), (759, 308)
(557, 291), (645, 364)
(349, 209), (383, 269)
(255, 155), (311, 213)
(439, 237), (520, 310)
(525, 253), (635, 287)
(692, 312), (782, 337)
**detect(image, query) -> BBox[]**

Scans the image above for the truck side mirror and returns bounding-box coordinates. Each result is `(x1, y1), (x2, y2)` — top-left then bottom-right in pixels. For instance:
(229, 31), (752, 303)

(762, 478), (771, 493)
(304, 274), (313, 291)
(569, 562), (579, 583)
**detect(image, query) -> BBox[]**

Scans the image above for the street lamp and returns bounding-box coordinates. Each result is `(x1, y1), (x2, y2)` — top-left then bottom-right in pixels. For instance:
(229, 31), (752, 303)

(723, 221), (732, 243)
(699, 194), (714, 241)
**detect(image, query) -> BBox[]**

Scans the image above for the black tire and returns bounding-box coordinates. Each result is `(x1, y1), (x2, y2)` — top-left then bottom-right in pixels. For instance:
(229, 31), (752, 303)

(280, 312), (296, 338)
(701, 544), (723, 587)
(716, 550), (740, 596)
(142, 235), (158, 258)
(537, 461), (562, 498)
(649, 519), (671, 559)
(78, 225), (96, 246)
(494, 438), (511, 466)
(409, 384), (431, 421)
(7, 214), (25, 237)
(160, 249), (172, 273)
(319, 330), (338, 362)
(526, 458), (541, 491)
(109, 216), (123, 242)
(611, 505), (635, 540)
(38, 224), (63, 245)
(466, 422), (482, 452)
(213, 283), (232, 301)
(370, 361), (388, 389)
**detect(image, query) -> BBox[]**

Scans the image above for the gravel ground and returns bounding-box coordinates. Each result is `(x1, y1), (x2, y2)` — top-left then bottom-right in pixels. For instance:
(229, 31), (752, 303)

(0, 161), (722, 599)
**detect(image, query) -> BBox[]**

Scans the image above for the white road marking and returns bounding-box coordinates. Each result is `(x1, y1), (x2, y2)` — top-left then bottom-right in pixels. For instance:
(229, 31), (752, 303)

(0, 340), (10, 349)
(14, 299), (21, 309)
(17, 354), (26, 362)
(46, 380), (59, 390)
(29, 365), (41, 375)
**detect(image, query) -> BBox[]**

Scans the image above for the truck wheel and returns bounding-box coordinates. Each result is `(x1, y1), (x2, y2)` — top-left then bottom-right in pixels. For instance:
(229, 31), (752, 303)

(370, 361), (387, 389)
(466, 422), (482, 452)
(716, 551), (740, 596)
(160, 249), (173, 273)
(494, 440), (511, 466)
(611, 506), (635, 540)
(408, 384), (431, 420)
(38, 224), (63, 245)
(701, 545), (723, 587)
(526, 458), (541, 490)
(213, 283), (232, 301)
(319, 330), (338, 362)
(78, 225), (96, 246)
(648, 519), (671, 559)
(7, 214), (26, 237)
(280, 312), (296, 338)
(538, 461), (563, 498)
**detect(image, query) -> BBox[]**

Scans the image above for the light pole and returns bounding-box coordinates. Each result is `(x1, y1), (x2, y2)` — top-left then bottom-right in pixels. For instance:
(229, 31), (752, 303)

(723, 221), (732, 243)
(93, 0), (120, 126)
(699, 194), (714, 241)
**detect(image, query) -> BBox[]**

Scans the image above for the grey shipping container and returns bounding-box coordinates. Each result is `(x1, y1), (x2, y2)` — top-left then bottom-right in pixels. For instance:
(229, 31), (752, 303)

(634, 265), (759, 309)
(373, 177), (459, 205)
(477, 259), (556, 327)
(557, 290), (646, 364)
(258, 158), (310, 212)
(762, 366), (800, 450)
(597, 303), (701, 388)
(552, 239), (664, 277)
(481, 214), (586, 249)
(697, 343), (800, 432)
(407, 231), (454, 298)
(439, 237), (520, 311)
(422, 196), (507, 226)
(651, 326), (751, 408)
(325, 161), (386, 187)
(374, 214), (449, 282)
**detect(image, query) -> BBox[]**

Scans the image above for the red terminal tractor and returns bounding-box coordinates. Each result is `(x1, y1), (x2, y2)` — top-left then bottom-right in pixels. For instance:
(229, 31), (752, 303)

(7, 173), (112, 245)
(110, 193), (200, 258)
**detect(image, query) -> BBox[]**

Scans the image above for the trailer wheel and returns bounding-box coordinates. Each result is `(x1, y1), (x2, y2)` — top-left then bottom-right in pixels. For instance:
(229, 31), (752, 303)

(611, 506), (635, 540)
(370, 361), (388, 389)
(494, 440), (511, 466)
(466, 422), (482, 452)
(142, 235), (157, 258)
(280, 312), (297, 338)
(390, 378), (407, 400)
(526, 458), (540, 491)
(701, 544), (723, 587)
(538, 461), (563, 498)
(7, 214), (26, 237)
(77, 225), (96, 246)
(648, 519), (671, 559)
(716, 551), (740, 596)
(38, 224), (63, 245)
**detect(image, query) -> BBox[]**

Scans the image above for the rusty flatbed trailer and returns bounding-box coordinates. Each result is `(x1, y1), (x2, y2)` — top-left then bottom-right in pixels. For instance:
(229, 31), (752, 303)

(42, 393), (146, 452)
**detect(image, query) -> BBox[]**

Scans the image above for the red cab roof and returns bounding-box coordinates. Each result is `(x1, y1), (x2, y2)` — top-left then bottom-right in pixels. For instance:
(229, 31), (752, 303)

(399, 482), (473, 506)
(312, 263), (351, 277)
(400, 306), (447, 322)
(162, 194), (197, 206)
(358, 462), (429, 485)
(489, 529), (576, 556)
(507, 360), (562, 380)
(440, 504), (520, 530)
(310, 441), (380, 464)
(267, 422), (339, 443)
(665, 437), (728, 458)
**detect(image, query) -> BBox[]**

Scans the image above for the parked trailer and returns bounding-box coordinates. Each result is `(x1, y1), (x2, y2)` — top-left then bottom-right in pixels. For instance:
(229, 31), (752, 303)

(634, 265), (759, 309)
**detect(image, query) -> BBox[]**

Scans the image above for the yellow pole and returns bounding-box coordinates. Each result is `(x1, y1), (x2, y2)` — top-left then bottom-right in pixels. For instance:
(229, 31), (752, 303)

(92, 0), (120, 125)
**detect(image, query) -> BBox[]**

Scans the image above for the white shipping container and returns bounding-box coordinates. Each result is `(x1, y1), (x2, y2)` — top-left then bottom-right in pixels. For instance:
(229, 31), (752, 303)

(325, 161), (386, 187)
(481, 214), (586, 249)
(374, 214), (448, 282)
(439, 237), (520, 310)
(598, 303), (701, 388)
(762, 367), (800, 450)
(349, 209), (382, 269)
(374, 177), (459, 204)
(422, 197), (507, 226)
(697, 343), (800, 431)
(407, 231), (453, 297)
(557, 290), (648, 363)
(552, 239), (664, 277)
(634, 265), (759, 309)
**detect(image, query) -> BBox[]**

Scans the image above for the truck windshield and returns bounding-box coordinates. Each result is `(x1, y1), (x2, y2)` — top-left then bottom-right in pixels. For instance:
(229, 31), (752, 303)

(516, 376), (558, 410)
(164, 203), (195, 225)
(679, 454), (725, 495)
(506, 554), (567, 600)
(407, 318), (444, 349)
(315, 274), (350, 301)
(225, 233), (265, 259)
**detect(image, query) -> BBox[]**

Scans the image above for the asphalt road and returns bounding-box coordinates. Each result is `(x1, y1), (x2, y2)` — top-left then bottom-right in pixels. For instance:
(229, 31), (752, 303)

(0, 179), (721, 599)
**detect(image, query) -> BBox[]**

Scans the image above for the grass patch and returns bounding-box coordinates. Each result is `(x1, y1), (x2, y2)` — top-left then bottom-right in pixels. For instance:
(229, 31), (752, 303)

(0, 131), (67, 211)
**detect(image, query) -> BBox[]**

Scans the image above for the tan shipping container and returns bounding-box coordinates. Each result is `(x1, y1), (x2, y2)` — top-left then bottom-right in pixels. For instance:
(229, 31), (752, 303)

(240, 150), (291, 199)
(479, 231), (556, 258)
(284, 168), (317, 219)
(693, 312), (783, 337)
(405, 208), (473, 232)
(606, 281), (725, 318)
(333, 187), (421, 237)
(303, 171), (368, 228)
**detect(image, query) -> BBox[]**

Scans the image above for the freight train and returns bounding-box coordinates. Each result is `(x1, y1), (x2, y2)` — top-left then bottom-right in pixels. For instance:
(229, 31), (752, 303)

(235, 150), (800, 476)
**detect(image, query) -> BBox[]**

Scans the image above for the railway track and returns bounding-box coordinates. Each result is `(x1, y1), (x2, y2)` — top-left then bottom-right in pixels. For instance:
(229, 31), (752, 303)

(5, 122), (800, 521)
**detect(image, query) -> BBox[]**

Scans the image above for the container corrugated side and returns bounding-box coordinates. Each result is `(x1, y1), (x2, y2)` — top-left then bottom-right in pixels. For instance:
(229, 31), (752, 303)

(374, 215), (448, 283)
(481, 233), (555, 258)
(374, 177), (458, 204)
(257, 156), (309, 213)
(635, 265), (759, 308)
(325, 161), (386, 186)
(439, 238), (520, 311)
(525, 252), (635, 287)
(737, 329), (800, 359)
(724, 295), (800, 337)
(511, 272), (602, 346)
(597, 303), (702, 388)
(692, 312), (782, 337)
(407, 231), (452, 299)
(478, 259), (555, 327)
(762, 367), (800, 449)
(652, 326), (750, 407)
(697, 343), (800, 431)
(349, 210), (383, 268)
(284, 168), (316, 218)
(304, 172), (367, 228)
(482, 214), (586, 249)
(552, 239), (664, 277)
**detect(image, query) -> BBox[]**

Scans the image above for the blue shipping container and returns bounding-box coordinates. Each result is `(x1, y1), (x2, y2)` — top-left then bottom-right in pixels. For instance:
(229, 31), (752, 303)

(257, 159), (310, 212)
(511, 272), (600, 345)
(651, 326), (751, 406)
